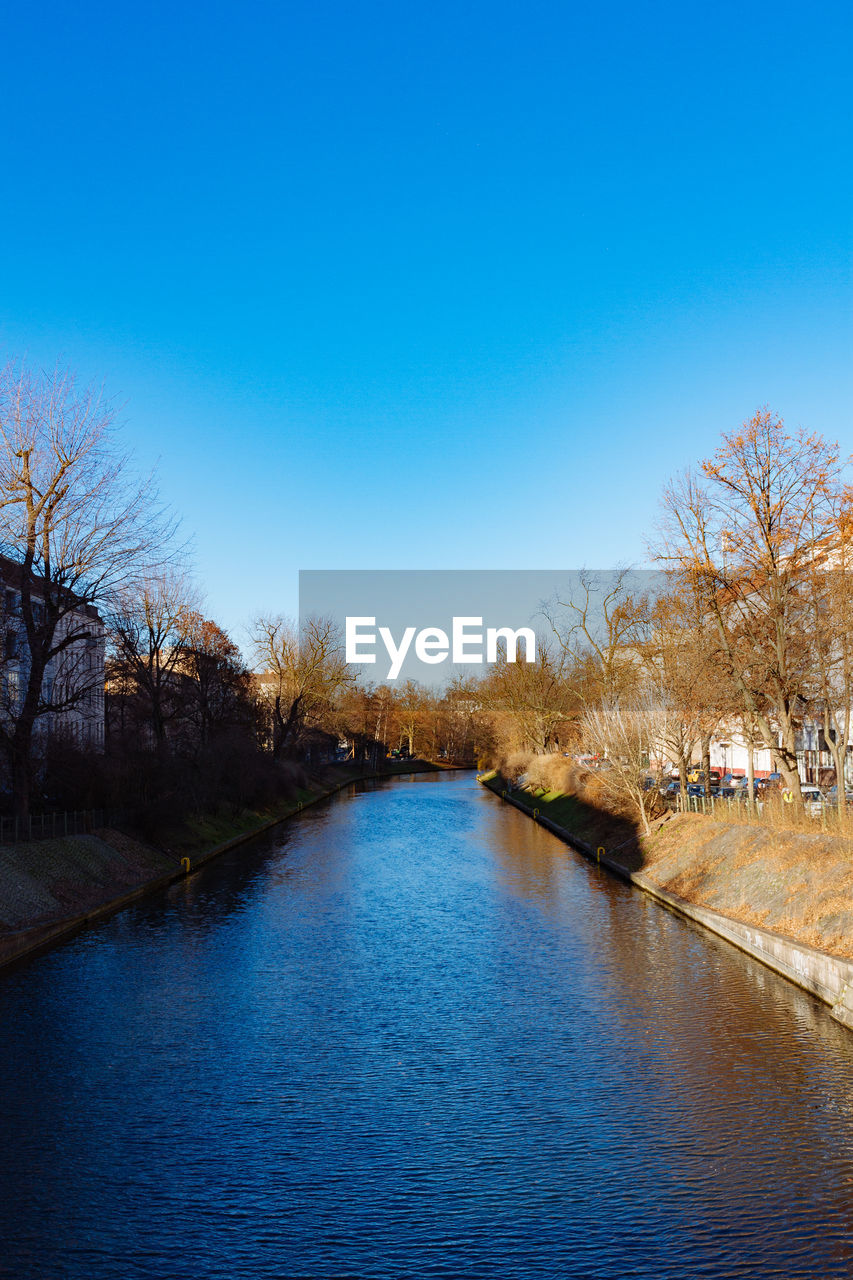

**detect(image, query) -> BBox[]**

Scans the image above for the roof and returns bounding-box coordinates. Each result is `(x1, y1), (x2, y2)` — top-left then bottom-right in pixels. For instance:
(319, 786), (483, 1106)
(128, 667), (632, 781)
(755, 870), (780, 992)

(0, 554), (103, 622)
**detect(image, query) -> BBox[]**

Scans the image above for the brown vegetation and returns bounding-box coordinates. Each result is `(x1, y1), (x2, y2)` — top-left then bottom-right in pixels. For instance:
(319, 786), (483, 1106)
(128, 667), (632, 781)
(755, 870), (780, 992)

(472, 411), (853, 840)
(641, 813), (853, 958)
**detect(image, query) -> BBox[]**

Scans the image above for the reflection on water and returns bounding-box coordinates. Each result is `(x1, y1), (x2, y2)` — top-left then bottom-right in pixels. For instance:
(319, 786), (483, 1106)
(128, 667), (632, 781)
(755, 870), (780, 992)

(0, 770), (852, 1278)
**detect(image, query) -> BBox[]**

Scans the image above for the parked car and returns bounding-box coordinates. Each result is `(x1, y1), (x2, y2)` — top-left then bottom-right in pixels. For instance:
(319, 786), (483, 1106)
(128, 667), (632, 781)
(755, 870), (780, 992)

(823, 786), (853, 808)
(801, 786), (826, 817)
(687, 767), (721, 787)
(660, 780), (683, 803)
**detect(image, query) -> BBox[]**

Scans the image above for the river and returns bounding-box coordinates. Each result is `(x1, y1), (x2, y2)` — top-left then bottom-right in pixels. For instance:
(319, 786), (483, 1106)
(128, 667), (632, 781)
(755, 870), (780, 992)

(0, 770), (852, 1278)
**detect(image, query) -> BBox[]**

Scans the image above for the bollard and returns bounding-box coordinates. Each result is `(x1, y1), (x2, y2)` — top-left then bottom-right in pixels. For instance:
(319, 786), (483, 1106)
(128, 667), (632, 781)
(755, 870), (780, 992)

(597, 846), (605, 864)
(181, 857), (191, 875)
(533, 808), (539, 821)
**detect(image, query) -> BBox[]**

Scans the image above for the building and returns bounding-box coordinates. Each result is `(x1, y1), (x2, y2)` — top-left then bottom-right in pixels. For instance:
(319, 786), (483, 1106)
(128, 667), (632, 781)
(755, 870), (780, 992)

(0, 556), (105, 751)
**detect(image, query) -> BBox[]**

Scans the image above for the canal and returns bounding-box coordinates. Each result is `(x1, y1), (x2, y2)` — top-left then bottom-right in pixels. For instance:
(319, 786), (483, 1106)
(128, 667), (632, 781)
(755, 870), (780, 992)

(0, 770), (852, 1278)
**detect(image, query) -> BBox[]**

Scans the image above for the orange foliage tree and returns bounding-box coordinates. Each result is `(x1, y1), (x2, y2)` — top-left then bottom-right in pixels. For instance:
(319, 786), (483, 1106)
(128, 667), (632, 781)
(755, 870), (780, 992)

(658, 408), (847, 809)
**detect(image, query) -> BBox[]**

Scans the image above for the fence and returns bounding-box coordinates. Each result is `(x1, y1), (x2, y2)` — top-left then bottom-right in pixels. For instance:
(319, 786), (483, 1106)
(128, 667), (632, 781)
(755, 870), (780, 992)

(0, 809), (123, 845)
(678, 792), (757, 818)
(675, 790), (853, 836)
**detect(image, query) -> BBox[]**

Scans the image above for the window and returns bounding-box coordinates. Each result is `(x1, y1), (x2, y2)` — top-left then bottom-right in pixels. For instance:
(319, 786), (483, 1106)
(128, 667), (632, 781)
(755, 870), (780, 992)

(5, 629), (18, 660)
(5, 669), (20, 709)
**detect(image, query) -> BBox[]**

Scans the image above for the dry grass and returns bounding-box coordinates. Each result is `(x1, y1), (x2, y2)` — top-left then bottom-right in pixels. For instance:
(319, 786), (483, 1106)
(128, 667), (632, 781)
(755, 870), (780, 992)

(523, 754), (585, 796)
(642, 813), (853, 957)
(681, 791), (853, 839)
(491, 754), (853, 958)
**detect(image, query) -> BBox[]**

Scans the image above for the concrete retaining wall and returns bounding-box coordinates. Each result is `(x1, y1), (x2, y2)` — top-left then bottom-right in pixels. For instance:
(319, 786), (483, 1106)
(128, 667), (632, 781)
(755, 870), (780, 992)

(483, 778), (853, 1032)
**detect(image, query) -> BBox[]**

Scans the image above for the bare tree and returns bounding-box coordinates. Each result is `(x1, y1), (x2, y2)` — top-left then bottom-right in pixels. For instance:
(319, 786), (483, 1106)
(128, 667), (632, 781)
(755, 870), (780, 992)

(252, 615), (352, 757)
(638, 581), (733, 800)
(332, 682), (384, 764)
(107, 569), (199, 752)
(0, 362), (175, 818)
(393, 680), (432, 757)
(544, 568), (648, 705)
(580, 689), (669, 837)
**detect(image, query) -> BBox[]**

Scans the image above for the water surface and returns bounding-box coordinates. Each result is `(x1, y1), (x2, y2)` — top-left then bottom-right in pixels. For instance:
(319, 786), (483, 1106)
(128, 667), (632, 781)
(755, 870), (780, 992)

(0, 771), (852, 1278)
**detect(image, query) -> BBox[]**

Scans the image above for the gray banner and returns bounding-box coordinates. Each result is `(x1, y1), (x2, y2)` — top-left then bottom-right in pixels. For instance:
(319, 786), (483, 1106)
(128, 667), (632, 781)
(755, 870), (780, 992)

(299, 569), (662, 686)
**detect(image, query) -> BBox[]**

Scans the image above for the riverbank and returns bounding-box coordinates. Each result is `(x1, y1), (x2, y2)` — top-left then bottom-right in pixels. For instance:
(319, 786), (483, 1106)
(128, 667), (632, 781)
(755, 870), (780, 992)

(0, 759), (453, 971)
(480, 771), (853, 1031)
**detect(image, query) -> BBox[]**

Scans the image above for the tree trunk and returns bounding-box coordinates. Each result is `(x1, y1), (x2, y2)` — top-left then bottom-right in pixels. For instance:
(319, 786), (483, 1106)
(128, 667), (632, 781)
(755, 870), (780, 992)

(10, 725), (34, 823)
(747, 740), (755, 815)
(272, 695), (285, 758)
(11, 647), (45, 822)
(776, 721), (804, 813)
(701, 733), (711, 797)
(778, 762), (804, 814)
(151, 693), (168, 759)
(633, 786), (651, 837)
(826, 712), (846, 818)
(273, 693), (303, 758)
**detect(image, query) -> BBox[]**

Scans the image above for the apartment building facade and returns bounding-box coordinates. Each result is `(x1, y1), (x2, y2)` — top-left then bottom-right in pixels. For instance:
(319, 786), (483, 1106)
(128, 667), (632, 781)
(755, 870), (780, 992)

(0, 557), (105, 750)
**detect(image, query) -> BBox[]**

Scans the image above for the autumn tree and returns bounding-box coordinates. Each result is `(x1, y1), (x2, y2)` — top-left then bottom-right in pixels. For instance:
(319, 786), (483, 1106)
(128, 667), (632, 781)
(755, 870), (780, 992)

(435, 685), (490, 764)
(182, 615), (254, 746)
(371, 683), (395, 756)
(658, 409), (845, 811)
(476, 639), (576, 756)
(804, 494), (853, 810)
(331, 682), (385, 764)
(389, 680), (428, 756)
(638, 581), (734, 800)
(0, 362), (175, 819)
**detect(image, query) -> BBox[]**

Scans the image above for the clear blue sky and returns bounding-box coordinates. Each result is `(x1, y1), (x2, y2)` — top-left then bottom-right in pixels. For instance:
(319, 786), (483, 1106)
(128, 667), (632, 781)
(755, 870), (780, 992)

(1, 0), (850, 649)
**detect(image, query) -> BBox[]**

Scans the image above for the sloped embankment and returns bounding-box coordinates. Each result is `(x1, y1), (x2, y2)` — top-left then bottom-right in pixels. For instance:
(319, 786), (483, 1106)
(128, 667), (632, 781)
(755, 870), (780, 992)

(640, 813), (853, 959)
(0, 830), (178, 966)
(0, 760), (454, 970)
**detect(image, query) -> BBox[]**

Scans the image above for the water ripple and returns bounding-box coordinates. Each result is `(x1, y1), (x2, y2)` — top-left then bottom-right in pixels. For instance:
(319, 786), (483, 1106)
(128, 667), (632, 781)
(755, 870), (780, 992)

(0, 771), (852, 1278)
